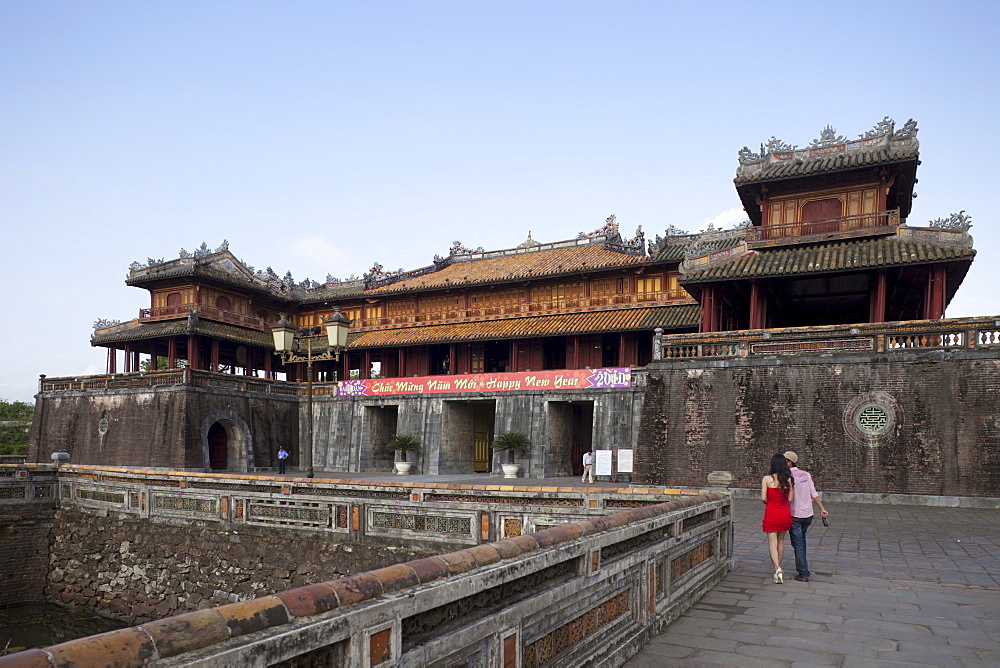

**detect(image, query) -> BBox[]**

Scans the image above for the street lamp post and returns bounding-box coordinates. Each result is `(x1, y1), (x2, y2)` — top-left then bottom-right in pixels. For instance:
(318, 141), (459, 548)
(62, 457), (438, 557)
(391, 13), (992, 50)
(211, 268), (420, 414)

(271, 307), (352, 478)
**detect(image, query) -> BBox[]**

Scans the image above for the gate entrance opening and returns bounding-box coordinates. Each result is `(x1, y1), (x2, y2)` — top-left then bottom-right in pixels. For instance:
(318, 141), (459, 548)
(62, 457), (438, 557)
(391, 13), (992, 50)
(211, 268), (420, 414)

(364, 405), (399, 471)
(546, 401), (593, 477)
(441, 400), (496, 473)
(208, 422), (227, 470)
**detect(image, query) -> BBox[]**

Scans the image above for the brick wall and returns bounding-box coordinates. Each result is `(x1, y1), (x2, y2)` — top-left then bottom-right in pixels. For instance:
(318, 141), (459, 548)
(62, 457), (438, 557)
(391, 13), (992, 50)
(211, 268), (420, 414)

(46, 507), (434, 624)
(636, 353), (1000, 497)
(29, 387), (298, 471)
(0, 500), (55, 606)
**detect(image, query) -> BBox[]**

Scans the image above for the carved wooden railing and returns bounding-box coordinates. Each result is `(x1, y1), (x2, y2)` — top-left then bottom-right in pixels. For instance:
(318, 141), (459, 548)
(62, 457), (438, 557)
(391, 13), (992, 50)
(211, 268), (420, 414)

(357, 290), (693, 330)
(139, 303), (267, 331)
(746, 208), (900, 248)
(656, 316), (1000, 360)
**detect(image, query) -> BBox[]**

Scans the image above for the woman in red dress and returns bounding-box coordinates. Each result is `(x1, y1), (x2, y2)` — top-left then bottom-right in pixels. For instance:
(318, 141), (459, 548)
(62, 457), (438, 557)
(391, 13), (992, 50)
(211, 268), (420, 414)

(761, 452), (795, 583)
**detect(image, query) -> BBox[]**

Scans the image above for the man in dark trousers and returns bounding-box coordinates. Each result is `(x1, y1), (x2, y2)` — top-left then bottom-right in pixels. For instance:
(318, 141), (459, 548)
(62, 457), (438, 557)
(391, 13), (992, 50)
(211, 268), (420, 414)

(277, 447), (289, 475)
(784, 451), (829, 582)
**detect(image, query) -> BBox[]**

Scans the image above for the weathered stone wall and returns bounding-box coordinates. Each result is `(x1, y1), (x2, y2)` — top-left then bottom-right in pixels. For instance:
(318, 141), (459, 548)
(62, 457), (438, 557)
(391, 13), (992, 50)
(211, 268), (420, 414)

(636, 351), (1000, 496)
(312, 383), (646, 477)
(22, 493), (732, 668)
(0, 501), (55, 607)
(29, 385), (298, 472)
(45, 507), (434, 624)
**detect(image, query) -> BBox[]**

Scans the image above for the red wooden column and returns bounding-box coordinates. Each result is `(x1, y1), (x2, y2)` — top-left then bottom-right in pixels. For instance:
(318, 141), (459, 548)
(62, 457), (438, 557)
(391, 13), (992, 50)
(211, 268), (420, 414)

(925, 266), (947, 319)
(756, 187), (770, 227)
(619, 333), (638, 367)
(749, 280), (765, 330)
(210, 340), (220, 372)
(132, 350), (140, 373)
(869, 269), (887, 323)
(264, 350), (272, 379)
(107, 348), (117, 374)
(510, 340), (519, 372)
(449, 343), (457, 374)
(167, 337), (177, 369)
(398, 349), (406, 378)
(123, 345), (131, 372)
(699, 286), (717, 333)
(187, 335), (199, 370)
(362, 350), (372, 380)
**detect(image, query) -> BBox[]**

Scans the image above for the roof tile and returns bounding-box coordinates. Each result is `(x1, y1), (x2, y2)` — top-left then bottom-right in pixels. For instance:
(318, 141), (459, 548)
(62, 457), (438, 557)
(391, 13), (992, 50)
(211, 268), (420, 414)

(680, 237), (975, 283)
(348, 305), (698, 348)
(366, 244), (644, 295)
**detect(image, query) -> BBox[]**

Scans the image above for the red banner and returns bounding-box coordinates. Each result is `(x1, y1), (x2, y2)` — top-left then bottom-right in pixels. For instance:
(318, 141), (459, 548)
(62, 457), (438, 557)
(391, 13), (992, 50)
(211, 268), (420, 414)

(337, 368), (631, 397)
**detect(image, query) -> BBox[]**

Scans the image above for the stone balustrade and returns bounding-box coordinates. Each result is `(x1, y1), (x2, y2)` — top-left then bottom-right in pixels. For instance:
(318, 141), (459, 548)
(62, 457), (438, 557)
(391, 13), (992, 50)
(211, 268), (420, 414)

(0, 479), (731, 667)
(51, 465), (717, 550)
(657, 315), (1000, 360)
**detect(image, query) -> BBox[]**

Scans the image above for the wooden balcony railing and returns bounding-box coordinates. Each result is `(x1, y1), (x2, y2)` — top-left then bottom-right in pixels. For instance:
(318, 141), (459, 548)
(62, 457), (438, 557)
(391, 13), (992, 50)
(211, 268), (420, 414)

(139, 304), (267, 331)
(746, 208), (900, 248)
(356, 290), (693, 330)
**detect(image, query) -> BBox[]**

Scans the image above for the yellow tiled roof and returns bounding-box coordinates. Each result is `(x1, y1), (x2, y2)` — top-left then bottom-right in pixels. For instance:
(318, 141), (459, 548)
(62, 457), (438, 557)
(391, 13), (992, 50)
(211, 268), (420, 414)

(347, 305), (698, 348)
(366, 244), (645, 295)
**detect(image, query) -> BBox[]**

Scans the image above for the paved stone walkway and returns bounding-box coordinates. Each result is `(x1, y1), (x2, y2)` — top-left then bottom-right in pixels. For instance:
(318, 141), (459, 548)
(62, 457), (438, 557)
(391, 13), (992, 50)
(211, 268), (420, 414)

(626, 499), (1000, 667)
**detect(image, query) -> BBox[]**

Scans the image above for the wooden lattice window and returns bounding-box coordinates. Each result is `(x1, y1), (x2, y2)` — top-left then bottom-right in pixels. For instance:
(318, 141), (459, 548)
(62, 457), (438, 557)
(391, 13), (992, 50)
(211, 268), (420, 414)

(801, 197), (843, 222)
(592, 277), (625, 296)
(215, 295), (232, 311)
(637, 276), (662, 295)
(472, 289), (524, 307)
(386, 299), (414, 317)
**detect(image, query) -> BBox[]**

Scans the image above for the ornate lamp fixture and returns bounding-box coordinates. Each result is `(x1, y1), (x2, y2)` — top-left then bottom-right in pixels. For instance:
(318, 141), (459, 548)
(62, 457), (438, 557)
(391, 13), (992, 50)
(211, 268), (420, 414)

(270, 307), (353, 478)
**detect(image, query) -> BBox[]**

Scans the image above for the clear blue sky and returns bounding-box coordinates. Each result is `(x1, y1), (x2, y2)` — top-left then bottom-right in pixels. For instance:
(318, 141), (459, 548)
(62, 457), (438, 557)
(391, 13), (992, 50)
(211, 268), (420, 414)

(2, 1), (998, 403)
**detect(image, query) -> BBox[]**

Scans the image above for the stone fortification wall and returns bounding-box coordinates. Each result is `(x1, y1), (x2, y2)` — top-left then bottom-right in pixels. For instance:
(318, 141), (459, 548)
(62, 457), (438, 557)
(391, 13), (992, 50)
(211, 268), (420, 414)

(46, 507), (433, 624)
(637, 351), (1000, 497)
(312, 383), (645, 476)
(0, 468), (56, 607)
(11, 493), (731, 668)
(29, 373), (299, 471)
(42, 466), (717, 629)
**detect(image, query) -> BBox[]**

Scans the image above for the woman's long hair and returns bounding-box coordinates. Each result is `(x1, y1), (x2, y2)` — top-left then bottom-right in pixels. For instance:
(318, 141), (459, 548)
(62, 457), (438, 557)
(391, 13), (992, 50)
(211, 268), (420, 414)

(769, 453), (794, 491)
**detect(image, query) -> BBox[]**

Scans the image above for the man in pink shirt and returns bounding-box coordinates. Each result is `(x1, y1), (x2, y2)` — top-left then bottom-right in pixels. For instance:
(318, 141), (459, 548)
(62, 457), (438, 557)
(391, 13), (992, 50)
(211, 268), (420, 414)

(784, 451), (829, 582)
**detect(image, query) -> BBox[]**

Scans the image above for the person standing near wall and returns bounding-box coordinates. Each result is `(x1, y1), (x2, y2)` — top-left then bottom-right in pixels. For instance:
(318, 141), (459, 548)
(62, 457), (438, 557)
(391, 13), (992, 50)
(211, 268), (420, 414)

(581, 449), (594, 484)
(277, 447), (289, 475)
(762, 453), (794, 584)
(784, 451), (828, 582)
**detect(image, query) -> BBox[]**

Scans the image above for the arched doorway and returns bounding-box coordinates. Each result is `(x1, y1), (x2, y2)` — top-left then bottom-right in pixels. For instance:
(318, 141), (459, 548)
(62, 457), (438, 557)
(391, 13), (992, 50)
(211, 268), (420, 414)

(200, 412), (253, 472)
(208, 422), (228, 470)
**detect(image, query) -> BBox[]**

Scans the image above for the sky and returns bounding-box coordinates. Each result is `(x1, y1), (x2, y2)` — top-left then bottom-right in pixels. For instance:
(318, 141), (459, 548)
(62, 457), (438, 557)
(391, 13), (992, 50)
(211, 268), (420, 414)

(2, 0), (999, 403)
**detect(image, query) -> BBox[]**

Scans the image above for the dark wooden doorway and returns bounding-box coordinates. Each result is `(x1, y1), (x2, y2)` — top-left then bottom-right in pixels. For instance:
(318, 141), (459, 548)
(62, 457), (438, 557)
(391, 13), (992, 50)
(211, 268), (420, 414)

(208, 422), (228, 470)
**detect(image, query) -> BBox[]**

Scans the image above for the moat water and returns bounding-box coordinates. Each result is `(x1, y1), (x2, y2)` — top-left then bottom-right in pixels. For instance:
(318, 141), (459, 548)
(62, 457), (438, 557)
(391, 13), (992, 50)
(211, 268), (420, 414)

(0, 602), (126, 654)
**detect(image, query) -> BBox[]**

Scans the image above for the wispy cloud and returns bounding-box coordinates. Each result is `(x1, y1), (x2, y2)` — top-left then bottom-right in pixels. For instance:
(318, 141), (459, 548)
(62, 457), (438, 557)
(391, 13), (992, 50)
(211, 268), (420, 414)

(279, 237), (356, 282)
(700, 207), (747, 231)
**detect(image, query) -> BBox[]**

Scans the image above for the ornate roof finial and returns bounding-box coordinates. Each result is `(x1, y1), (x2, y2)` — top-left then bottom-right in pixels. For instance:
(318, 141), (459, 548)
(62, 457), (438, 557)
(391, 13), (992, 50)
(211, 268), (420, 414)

(809, 125), (848, 148)
(517, 231), (540, 249)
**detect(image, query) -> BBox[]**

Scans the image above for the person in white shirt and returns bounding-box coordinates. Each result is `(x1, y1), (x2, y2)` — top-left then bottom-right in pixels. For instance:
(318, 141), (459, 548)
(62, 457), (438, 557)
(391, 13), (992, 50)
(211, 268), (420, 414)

(784, 450), (829, 582)
(581, 449), (594, 483)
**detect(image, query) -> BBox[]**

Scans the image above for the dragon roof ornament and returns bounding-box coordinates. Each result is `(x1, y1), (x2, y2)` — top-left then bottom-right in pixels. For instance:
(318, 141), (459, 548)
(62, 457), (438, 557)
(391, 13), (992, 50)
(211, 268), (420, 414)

(579, 215), (621, 241)
(928, 211), (972, 232)
(452, 240), (487, 255)
(129, 241), (365, 298)
(736, 117), (920, 178)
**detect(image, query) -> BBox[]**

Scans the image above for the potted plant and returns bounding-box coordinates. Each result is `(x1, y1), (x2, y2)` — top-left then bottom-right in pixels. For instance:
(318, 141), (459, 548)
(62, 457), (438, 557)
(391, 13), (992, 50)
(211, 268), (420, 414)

(387, 433), (421, 475)
(492, 431), (531, 478)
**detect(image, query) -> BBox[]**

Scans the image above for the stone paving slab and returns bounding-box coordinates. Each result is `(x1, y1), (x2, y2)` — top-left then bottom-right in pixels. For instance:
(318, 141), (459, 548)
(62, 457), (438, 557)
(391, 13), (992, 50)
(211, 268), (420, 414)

(625, 499), (1000, 667)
